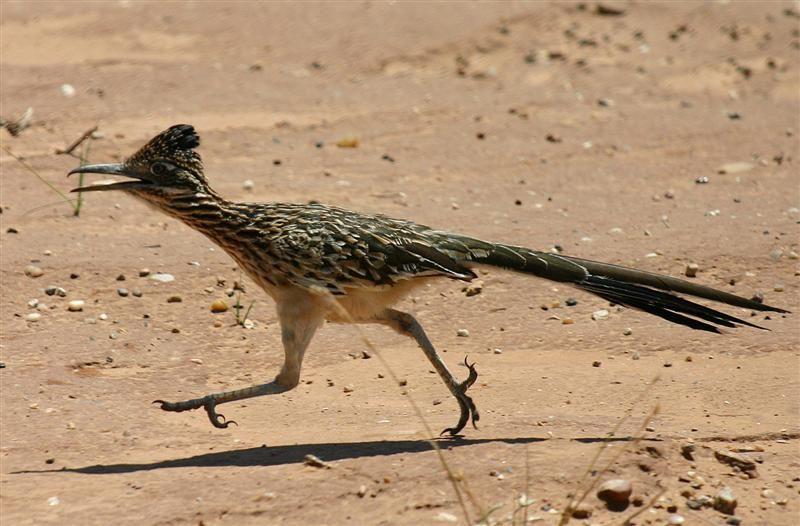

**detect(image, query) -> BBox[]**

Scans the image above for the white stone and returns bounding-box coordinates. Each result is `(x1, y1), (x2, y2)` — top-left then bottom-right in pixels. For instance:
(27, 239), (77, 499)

(60, 84), (76, 97)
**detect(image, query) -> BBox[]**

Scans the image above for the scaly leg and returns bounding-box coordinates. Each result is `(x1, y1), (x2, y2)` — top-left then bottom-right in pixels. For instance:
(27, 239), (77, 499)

(376, 308), (479, 436)
(156, 291), (325, 428)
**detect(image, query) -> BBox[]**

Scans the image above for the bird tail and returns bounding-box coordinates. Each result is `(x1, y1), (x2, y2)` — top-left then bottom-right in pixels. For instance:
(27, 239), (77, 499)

(436, 235), (788, 333)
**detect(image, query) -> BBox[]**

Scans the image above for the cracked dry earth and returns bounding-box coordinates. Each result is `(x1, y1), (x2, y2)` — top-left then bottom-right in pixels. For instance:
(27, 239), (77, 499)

(1, 2), (799, 525)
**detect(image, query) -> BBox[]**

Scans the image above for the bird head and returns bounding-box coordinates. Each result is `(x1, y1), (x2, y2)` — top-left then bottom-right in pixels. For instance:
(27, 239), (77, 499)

(69, 124), (210, 198)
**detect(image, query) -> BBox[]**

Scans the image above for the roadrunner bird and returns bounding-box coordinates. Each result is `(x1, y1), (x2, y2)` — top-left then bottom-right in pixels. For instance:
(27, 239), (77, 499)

(70, 124), (787, 434)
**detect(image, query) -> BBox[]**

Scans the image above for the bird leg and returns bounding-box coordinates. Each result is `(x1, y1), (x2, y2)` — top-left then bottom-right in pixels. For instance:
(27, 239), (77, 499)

(155, 382), (290, 428)
(377, 308), (479, 436)
(156, 296), (324, 429)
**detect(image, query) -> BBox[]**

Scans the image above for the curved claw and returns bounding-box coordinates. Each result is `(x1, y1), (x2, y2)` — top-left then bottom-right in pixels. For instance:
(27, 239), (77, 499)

(460, 356), (478, 391)
(203, 399), (237, 429)
(440, 364), (480, 437)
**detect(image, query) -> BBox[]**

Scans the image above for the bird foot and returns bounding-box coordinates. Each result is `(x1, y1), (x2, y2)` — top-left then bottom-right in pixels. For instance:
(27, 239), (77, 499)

(154, 396), (237, 429)
(440, 357), (480, 437)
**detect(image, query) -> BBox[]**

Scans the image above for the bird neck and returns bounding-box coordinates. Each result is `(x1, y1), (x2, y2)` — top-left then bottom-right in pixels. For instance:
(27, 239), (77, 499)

(130, 186), (235, 230)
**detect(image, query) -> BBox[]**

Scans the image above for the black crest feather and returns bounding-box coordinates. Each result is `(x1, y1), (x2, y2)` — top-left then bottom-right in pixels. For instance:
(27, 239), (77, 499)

(127, 124), (203, 176)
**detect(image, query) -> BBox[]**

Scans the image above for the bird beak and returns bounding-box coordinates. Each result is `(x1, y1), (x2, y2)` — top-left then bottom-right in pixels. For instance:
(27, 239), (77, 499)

(68, 163), (149, 192)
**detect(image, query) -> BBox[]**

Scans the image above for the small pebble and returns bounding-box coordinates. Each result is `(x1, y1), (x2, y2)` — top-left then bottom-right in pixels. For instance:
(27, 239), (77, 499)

(60, 84), (76, 97)
(25, 312), (42, 322)
(190, 358), (203, 365)
(456, 328), (470, 337)
(117, 288), (129, 297)
(462, 283), (483, 297)
(150, 273), (174, 283)
(773, 284), (784, 292)
(343, 385), (354, 393)
(565, 298), (578, 306)
(210, 300), (228, 313)
(98, 313), (108, 321)
(242, 179), (255, 191)
(562, 317), (574, 325)
(47, 496), (60, 506)
(685, 263), (699, 278)
(434, 512), (458, 523)
(597, 479), (633, 507)
(714, 487), (737, 515)
(592, 360), (602, 367)
(24, 265), (44, 278)
(67, 300), (84, 312)
(27, 298), (39, 308)
(132, 289), (142, 297)
(336, 138), (359, 148)
(493, 348), (503, 354)
(116, 274), (126, 281)
(570, 503), (592, 519)
(623, 328), (633, 336)
(592, 309), (610, 320)
(167, 295), (182, 303)
(70, 273), (80, 279)
(717, 162), (753, 174)
(668, 514), (685, 525)
(138, 268), (151, 277)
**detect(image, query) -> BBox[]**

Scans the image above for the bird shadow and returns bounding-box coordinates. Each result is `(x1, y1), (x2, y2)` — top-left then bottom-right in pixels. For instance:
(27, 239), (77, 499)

(13, 435), (647, 476)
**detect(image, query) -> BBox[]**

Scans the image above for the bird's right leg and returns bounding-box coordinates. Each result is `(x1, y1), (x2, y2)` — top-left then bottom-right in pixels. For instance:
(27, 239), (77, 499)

(156, 293), (324, 428)
(376, 308), (479, 436)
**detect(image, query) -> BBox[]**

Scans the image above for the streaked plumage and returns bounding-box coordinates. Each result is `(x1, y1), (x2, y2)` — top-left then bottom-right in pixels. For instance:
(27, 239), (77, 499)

(69, 124), (788, 432)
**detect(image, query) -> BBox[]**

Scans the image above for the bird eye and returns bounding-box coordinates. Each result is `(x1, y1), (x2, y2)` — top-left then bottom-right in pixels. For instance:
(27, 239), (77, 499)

(150, 162), (170, 176)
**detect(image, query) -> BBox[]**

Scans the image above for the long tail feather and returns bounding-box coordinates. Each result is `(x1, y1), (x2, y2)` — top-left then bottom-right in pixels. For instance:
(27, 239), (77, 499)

(441, 235), (788, 331)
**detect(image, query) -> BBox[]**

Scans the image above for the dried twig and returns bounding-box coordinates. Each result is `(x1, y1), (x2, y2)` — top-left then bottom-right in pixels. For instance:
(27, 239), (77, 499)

(56, 126), (98, 155)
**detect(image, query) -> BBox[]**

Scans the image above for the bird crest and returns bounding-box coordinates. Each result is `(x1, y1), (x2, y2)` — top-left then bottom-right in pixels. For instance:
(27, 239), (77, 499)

(126, 124), (204, 177)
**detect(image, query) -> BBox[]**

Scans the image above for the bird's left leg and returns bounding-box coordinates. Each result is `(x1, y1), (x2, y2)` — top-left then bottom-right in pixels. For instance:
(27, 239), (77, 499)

(375, 308), (479, 436)
(156, 291), (325, 428)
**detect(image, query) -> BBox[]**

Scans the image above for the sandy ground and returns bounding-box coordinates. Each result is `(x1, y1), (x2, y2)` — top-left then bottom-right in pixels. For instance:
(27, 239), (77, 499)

(1, 1), (799, 525)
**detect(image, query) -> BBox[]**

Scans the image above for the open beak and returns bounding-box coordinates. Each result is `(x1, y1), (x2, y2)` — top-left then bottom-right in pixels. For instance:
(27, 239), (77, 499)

(68, 163), (150, 192)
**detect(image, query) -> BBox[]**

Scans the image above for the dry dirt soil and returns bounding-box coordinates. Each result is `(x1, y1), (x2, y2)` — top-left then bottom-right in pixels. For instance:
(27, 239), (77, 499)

(1, 2), (799, 525)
